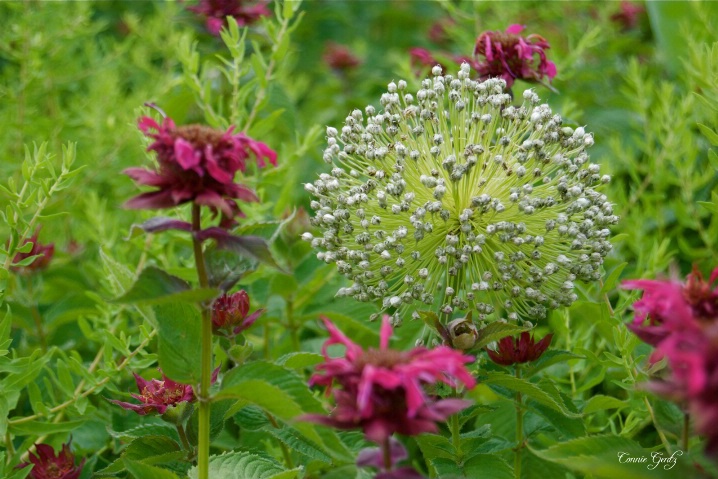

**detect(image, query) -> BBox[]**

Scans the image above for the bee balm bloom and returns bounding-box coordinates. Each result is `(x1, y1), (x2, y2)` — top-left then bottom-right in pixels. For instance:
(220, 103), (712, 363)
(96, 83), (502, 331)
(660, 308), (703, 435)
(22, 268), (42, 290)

(109, 371), (196, 415)
(306, 64), (617, 323)
(188, 0), (271, 36)
(487, 331), (553, 366)
(125, 116), (276, 225)
(211, 290), (263, 335)
(304, 316), (475, 443)
(18, 441), (84, 479)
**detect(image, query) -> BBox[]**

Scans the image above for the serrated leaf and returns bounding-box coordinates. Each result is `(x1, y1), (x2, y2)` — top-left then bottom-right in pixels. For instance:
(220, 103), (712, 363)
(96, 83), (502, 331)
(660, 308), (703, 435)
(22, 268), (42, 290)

(265, 422), (332, 463)
(583, 395), (628, 414)
(697, 123), (718, 146)
(114, 266), (218, 305)
(432, 454), (514, 479)
(276, 352), (323, 369)
(216, 379), (303, 419)
(124, 459), (182, 479)
(154, 302), (202, 384)
(187, 451), (301, 479)
(483, 372), (582, 418)
(523, 350), (584, 378)
(108, 423), (179, 442)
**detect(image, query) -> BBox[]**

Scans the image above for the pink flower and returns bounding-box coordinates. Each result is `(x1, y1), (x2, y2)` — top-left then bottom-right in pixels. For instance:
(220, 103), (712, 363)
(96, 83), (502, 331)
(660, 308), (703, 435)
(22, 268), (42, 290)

(124, 117), (276, 226)
(486, 332), (553, 366)
(303, 316), (476, 443)
(212, 290), (263, 335)
(409, 47), (444, 75)
(473, 24), (557, 88)
(188, 0), (271, 36)
(11, 230), (54, 273)
(18, 440), (84, 479)
(427, 18), (455, 46)
(610, 1), (646, 30)
(109, 370), (196, 415)
(323, 42), (361, 71)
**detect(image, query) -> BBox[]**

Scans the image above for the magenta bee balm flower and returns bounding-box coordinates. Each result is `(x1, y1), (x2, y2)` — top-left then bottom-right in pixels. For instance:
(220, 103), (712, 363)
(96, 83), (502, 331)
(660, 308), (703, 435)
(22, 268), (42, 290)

(18, 441), (84, 479)
(486, 331), (553, 366)
(124, 116), (276, 225)
(109, 371), (195, 415)
(474, 24), (556, 88)
(304, 315), (476, 443)
(323, 42), (361, 71)
(188, 0), (271, 36)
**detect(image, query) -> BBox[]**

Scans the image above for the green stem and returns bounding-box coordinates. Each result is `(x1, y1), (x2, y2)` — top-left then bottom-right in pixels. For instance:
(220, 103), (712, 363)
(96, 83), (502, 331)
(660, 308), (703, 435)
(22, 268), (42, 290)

(5, 431), (14, 462)
(515, 366), (523, 479)
(450, 386), (462, 460)
(25, 278), (47, 352)
(192, 204), (213, 479)
(266, 413), (295, 469)
(177, 424), (192, 453)
(286, 299), (299, 351)
(682, 412), (689, 452)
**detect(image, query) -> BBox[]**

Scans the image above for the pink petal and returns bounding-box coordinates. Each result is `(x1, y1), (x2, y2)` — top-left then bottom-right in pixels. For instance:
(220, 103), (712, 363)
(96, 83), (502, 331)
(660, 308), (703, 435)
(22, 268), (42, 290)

(506, 24), (526, 34)
(174, 138), (201, 171)
(380, 315), (392, 350)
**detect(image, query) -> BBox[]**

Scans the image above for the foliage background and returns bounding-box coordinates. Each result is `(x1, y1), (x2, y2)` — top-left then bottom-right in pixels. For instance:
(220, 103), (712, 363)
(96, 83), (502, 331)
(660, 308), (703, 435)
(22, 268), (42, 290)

(0, 1), (717, 478)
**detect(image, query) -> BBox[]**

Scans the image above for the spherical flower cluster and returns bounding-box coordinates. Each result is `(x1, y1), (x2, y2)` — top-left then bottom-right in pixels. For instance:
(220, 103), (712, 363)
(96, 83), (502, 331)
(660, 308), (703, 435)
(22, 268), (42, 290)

(304, 63), (617, 323)
(623, 266), (718, 454)
(18, 440), (84, 479)
(125, 116), (276, 226)
(303, 316), (475, 443)
(474, 24), (557, 88)
(11, 230), (54, 274)
(188, 0), (271, 36)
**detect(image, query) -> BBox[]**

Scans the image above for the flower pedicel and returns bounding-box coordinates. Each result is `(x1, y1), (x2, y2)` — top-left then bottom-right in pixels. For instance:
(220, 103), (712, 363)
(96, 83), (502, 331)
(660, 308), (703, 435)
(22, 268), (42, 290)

(304, 63), (617, 325)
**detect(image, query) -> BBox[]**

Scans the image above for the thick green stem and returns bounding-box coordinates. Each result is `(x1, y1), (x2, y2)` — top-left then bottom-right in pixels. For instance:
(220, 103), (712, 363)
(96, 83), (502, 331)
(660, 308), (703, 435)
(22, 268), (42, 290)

(450, 385), (462, 460)
(192, 204), (213, 479)
(682, 412), (689, 452)
(286, 299), (299, 351)
(515, 366), (523, 479)
(177, 424), (192, 453)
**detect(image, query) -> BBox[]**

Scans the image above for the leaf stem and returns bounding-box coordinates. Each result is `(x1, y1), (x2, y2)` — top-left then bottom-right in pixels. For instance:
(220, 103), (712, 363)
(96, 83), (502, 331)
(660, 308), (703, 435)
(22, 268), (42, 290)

(514, 365), (523, 479)
(682, 412), (689, 452)
(382, 437), (392, 471)
(177, 424), (192, 453)
(192, 203), (213, 479)
(265, 412), (295, 469)
(25, 278), (47, 353)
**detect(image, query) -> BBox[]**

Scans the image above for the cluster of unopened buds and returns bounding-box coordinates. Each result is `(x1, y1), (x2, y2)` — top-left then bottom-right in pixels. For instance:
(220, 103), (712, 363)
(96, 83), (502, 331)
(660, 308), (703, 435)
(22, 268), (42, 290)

(304, 63), (617, 326)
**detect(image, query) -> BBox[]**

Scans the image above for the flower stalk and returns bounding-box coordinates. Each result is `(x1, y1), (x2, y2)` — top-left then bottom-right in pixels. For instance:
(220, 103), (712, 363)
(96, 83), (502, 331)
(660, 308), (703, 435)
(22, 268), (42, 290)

(191, 204), (213, 479)
(514, 365), (524, 479)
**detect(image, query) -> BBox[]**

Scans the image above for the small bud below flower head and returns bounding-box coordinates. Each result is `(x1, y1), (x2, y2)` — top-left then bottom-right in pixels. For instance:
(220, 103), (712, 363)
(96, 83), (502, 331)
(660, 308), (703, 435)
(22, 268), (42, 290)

(327, 126), (338, 137)
(301, 232), (313, 242)
(432, 65), (443, 76)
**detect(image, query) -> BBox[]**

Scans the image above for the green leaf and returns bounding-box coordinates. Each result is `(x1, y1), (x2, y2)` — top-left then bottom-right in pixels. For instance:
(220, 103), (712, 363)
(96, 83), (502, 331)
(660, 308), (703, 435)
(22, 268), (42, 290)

(216, 379), (303, 419)
(154, 302), (202, 384)
(108, 423), (179, 442)
(483, 372), (582, 418)
(276, 352), (323, 369)
(697, 123), (718, 146)
(9, 419), (85, 436)
(114, 266), (218, 305)
(473, 321), (530, 351)
(432, 454), (513, 479)
(124, 459), (182, 479)
(697, 201), (718, 214)
(523, 350), (584, 378)
(583, 395), (629, 414)
(265, 422), (332, 463)
(600, 262), (628, 294)
(529, 435), (693, 479)
(187, 451), (301, 479)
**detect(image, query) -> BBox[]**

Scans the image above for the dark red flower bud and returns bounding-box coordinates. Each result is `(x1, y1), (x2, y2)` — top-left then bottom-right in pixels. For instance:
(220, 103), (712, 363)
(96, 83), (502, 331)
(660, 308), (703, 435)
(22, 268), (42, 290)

(323, 42), (361, 71)
(486, 331), (553, 366)
(188, 0), (271, 36)
(211, 291), (263, 335)
(11, 230), (54, 274)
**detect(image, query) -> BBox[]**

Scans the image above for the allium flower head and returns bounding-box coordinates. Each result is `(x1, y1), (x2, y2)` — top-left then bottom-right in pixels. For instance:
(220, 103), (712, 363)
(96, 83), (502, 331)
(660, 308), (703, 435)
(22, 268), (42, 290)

(304, 315), (475, 443)
(188, 0), (271, 36)
(11, 230), (54, 273)
(324, 42), (361, 71)
(486, 331), (553, 366)
(18, 440), (84, 479)
(474, 24), (557, 88)
(212, 290), (263, 335)
(125, 116), (276, 225)
(109, 370), (196, 415)
(305, 64), (617, 323)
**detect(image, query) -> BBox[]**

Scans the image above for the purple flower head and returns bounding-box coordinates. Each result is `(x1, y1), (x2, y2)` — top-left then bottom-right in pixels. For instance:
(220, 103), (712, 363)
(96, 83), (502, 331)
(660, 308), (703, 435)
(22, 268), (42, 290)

(473, 24), (557, 88)
(487, 331), (553, 366)
(409, 47), (444, 75)
(188, 0), (271, 36)
(610, 1), (646, 30)
(18, 440), (84, 479)
(110, 370), (196, 415)
(11, 229), (55, 274)
(211, 290), (263, 335)
(303, 315), (476, 443)
(124, 117), (276, 227)
(323, 42), (361, 71)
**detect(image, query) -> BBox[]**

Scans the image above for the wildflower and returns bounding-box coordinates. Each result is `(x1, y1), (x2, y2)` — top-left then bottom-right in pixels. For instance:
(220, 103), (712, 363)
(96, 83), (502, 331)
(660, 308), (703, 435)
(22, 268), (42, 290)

(610, 1), (646, 30)
(486, 331), (553, 366)
(473, 24), (556, 88)
(428, 18), (455, 46)
(303, 315), (475, 443)
(18, 440), (84, 479)
(409, 47), (444, 75)
(211, 290), (263, 335)
(624, 266), (718, 455)
(124, 116), (276, 226)
(11, 230), (54, 273)
(110, 370), (196, 415)
(305, 63), (617, 323)
(188, 0), (271, 36)
(446, 316), (479, 350)
(324, 42), (361, 71)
